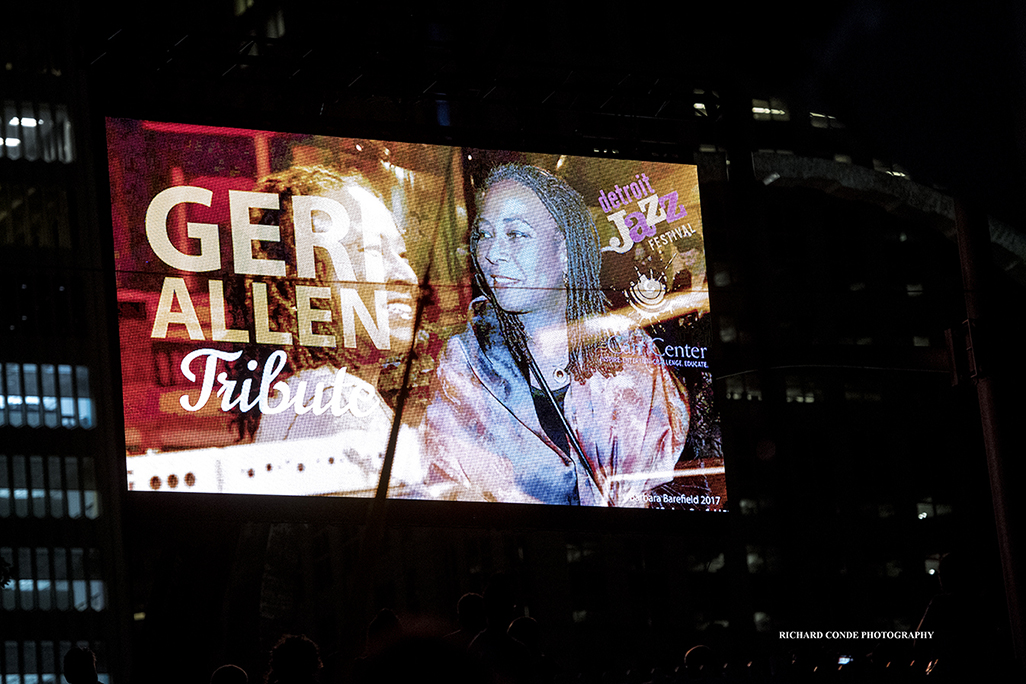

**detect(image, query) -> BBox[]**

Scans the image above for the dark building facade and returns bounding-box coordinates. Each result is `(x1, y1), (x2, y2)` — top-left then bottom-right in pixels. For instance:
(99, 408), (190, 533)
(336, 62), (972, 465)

(3, 2), (1024, 682)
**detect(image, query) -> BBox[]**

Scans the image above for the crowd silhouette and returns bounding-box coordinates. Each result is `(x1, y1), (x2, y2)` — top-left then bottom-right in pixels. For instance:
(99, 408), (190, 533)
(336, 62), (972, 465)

(61, 561), (1014, 684)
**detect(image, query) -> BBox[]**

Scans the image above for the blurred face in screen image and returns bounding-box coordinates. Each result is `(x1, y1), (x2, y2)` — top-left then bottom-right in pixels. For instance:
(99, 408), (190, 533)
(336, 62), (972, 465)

(313, 185), (420, 351)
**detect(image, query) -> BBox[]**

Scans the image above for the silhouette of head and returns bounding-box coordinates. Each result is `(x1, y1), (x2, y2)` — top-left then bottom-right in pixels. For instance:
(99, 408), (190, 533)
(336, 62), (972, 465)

(456, 593), (486, 633)
(211, 664), (248, 684)
(266, 635), (321, 684)
(507, 616), (540, 651)
(684, 645), (715, 679)
(938, 551), (973, 593)
(483, 574), (518, 627)
(366, 608), (403, 655)
(63, 647), (98, 684)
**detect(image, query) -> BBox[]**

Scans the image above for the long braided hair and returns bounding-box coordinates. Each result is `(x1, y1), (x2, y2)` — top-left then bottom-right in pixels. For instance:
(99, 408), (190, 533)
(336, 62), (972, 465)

(472, 163), (623, 382)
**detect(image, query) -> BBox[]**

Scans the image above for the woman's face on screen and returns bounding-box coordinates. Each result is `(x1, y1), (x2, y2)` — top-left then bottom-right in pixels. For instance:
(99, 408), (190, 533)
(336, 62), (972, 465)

(475, 180), (567, 317)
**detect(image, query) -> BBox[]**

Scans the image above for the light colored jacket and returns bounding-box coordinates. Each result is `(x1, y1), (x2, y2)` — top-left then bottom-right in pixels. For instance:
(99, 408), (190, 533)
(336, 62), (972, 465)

(424, 298), (689, 507)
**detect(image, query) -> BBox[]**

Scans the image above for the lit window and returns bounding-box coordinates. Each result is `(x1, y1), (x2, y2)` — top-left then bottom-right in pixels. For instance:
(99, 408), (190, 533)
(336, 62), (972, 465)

(753, 611), (772, 632)
(873, 159), (911, 179)
(752, 98), (790, 122)
(0, 640), (110, 684)
(916, 498), (949, 520)
(686, 552), (725, 572)
(1, 364), (93, 429)
(265, 9), (286, 38)
(810, 112), (845, 129)
(1, 101), (73, 162)
(693, 89), (719, 118)
(0, 455), (100, 519)
(565, 541), (596, 564)
(725, 374), (761, 401)
(719, 318), (738, 344)
(706, 553), (726, 573)
(0, 547), (104, 612)
(711, 264), (732, 287)
(746, 546), (764, 573)
(844, 378), (883, 402)
(784, 375), (820, 404)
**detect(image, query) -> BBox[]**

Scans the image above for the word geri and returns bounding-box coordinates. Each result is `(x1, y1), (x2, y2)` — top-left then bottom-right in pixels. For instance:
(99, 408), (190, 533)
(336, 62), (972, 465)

(596, 175), (688, 253)
(144, 186), (394, 350)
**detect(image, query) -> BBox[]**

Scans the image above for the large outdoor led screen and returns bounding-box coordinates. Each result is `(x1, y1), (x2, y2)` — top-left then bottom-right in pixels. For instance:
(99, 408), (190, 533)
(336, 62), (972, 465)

(109, 118), (725, 510)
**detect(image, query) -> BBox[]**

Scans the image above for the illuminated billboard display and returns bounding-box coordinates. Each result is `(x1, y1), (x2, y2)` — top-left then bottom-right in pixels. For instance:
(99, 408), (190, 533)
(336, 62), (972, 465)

(108, 118), (725, 509)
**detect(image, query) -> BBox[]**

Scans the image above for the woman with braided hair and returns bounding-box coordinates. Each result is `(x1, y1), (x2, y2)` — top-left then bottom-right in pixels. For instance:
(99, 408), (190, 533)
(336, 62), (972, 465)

(423, 163), (689, 506)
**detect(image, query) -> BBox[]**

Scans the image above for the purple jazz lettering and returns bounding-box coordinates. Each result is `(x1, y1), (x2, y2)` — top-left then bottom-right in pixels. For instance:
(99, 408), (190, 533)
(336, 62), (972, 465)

(660, 190), (687, 223)
(626, 212), (656, 243)
(629, 182), (643, 200)
(598, 192), (612, 213)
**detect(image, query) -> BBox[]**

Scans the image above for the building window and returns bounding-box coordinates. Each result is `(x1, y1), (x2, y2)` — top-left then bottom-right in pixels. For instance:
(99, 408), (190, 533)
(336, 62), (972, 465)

(692, 89), (720, 118)
(844, 381), (882, 403)
(0, 641), (110, 684)
(873, 159), (911, 179)
(0, 183), (74, 250)
(917, 497), (952, 520)
(1, 364), (93, 429)
(752, 98), (789, 122)
(0, 548), (104, 612)
(265, 9), (286, 38)
(810, 112), (845, 129)
(784, 375), (821, 404)
(0, 455), (100, 519)
(687, 552), (725, 573)
(725, 374), (761, 401)
(0, 101), (73, 163)
(746, 545), (781, 574)
(753, 611), (772, 632)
